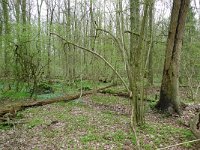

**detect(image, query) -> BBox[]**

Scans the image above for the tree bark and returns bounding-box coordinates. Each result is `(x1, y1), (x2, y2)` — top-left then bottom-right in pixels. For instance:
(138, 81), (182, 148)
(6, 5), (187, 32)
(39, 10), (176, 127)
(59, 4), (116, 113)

(190, 113), (200, 139)
(129, 0), (149, 127)
(156, 0), (190, 114)
(147, 1), (154, 85)
(2, 0), (10, 77)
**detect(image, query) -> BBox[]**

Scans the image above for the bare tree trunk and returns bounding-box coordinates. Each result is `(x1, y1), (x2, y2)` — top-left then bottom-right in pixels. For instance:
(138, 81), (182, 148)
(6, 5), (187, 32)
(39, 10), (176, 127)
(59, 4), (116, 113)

(0, 16), (2, 75)
(22, 0), (27, 31)
(2, 0), (10, 77)
(46, 0), (55, 80)
(89, 0), (96, 77)
(147, 1), (154, 85)
(156, 0), (190, 114)
(129, 0), (139, 127)
(37, 0), (44, 60)
(73, 0), (77, 80)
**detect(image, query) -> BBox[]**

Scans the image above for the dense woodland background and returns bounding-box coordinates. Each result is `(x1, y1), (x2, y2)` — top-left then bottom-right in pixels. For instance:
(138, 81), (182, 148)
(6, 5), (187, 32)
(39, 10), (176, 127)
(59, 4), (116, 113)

(0, 0), (199, 90)
(0, 0), (200, 149)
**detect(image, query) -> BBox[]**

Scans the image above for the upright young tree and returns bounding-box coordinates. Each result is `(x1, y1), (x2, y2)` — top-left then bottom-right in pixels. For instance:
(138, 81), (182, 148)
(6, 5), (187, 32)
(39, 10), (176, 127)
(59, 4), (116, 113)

(22, 0), (27, 29)
(37, 0), (44, 55)
(46, 0), (55, 79)
(0, 11), (2, 68)
(2, 0), (10, 76)
(156, 0), (190, 114)
(146, 0), (154, 85)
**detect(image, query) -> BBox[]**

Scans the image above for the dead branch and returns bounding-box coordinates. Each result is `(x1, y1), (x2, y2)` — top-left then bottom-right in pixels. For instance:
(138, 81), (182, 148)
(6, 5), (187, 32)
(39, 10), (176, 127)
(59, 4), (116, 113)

(157, 139), (200, 150)
(50, 32), (130, 93)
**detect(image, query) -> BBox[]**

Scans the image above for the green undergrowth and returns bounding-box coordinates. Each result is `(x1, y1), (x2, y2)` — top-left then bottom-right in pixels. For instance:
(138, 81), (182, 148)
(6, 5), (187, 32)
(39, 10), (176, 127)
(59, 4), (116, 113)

(0, 94), (197, 149)
(0, 124), (13, 130)
(0, 90), (31, 100)
(140, 123), (195, 149)
(0, 80), (108, 102)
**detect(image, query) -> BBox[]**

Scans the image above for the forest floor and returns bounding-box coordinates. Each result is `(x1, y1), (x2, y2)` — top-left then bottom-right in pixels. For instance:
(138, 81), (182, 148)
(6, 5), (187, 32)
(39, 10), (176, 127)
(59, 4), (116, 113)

(0, 83), (200, 150)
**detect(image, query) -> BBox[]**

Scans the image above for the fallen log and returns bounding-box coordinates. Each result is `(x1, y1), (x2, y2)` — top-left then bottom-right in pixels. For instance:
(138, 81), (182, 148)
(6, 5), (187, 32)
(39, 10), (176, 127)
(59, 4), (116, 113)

(0, 84), (114, 118)
(99, 89), (189, 109)
(98, 89), (156, 103)
(99, 90), (130, 98)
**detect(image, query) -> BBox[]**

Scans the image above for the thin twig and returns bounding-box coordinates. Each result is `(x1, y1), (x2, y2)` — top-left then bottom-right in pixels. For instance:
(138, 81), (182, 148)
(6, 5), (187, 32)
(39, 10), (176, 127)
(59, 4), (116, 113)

(157, 139), (200, 150)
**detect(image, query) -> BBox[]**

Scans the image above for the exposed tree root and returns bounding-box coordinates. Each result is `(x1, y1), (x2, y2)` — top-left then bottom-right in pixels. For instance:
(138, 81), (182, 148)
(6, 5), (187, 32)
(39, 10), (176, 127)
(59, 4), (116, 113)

(190, 113), (200, 139)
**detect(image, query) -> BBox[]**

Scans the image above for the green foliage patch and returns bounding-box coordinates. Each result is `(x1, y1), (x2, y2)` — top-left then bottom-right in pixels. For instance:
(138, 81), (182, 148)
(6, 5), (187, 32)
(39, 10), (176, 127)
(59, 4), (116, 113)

(80, 133), (100, 143)
(0, 123), (13, 130)
(27, 118), (44, 129)
(0, 90), (30, 101)
(140, 123), (195, 149)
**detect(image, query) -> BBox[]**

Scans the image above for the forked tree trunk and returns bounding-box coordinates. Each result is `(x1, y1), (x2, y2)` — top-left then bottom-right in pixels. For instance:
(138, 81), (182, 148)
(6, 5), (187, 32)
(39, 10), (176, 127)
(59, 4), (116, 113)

(156, 0), (190, 114)
(129, 0), (149, 127)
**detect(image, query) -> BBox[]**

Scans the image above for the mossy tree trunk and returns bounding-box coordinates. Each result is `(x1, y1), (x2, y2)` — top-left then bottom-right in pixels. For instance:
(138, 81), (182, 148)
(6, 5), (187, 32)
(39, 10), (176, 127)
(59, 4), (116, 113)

(129, 0), (149, 127)
(156, 0), (190, 114)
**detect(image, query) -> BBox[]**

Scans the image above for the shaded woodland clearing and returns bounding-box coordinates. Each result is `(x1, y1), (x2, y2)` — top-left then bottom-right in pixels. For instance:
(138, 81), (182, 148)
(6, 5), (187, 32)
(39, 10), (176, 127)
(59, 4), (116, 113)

(0, 83), (200, 149)
(0, 0), (200, 149)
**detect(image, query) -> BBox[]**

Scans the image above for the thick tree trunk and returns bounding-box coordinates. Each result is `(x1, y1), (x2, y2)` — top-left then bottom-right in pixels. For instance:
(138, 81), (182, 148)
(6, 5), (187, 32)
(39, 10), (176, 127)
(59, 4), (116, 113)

(156, 0), (190, 114)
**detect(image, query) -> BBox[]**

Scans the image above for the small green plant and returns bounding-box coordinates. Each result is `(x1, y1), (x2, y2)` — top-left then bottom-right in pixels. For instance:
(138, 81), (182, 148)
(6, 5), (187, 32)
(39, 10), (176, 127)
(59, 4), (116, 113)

(27, 118), (43, 129)
(43, 129), (59, 138)
(0, 124), (13, 130)
(80, 133), (99, 143)
(143, 143), (154, 150)
(112, 130), (126, 142)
